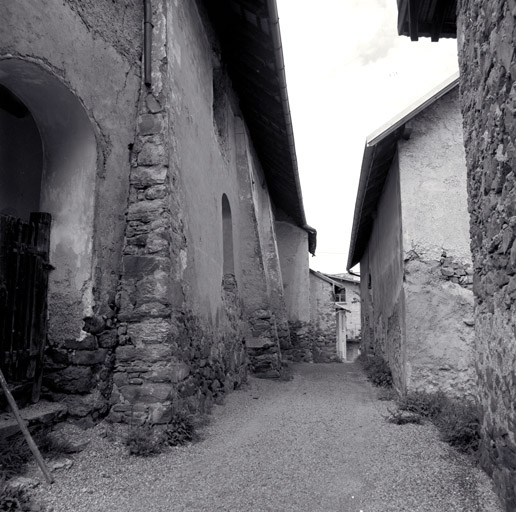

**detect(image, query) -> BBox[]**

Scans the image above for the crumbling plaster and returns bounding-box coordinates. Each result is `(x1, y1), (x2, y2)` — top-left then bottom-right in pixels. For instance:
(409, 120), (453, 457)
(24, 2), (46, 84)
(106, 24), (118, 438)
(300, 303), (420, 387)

(398, 89), (475, 396)
(0, 0), (141, 342)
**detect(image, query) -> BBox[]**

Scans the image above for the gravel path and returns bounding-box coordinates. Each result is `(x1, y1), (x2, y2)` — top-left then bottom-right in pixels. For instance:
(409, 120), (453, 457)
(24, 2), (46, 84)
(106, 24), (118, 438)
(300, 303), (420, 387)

(31, 363), (502, 512)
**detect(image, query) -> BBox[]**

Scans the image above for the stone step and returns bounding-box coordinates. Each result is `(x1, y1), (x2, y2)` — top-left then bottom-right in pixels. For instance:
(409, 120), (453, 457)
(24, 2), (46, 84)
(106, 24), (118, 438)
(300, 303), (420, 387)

(0, 401), (68, 440)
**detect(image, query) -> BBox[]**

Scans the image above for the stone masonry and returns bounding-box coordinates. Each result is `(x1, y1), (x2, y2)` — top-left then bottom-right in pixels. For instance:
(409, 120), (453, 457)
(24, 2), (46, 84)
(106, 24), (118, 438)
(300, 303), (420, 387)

(458, 1), (516, 508)
(110, 0), (247, 424)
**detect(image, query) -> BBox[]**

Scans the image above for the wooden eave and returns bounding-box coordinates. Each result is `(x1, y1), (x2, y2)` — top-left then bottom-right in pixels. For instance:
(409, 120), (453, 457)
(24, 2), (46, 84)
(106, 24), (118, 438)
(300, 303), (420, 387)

(397, 0), (457, 41)
(202, 0), (316, 254)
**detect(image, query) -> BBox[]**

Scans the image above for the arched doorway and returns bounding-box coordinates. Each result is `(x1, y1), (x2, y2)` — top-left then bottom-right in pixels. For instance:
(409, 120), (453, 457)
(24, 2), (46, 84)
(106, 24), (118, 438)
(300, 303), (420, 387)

(0, 57), (98, 403)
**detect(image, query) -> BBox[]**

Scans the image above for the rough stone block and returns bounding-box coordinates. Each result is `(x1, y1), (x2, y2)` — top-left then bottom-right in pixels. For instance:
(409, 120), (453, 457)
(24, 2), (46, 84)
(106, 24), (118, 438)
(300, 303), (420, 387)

(148, 363), (190, 383)
(116, 344), (173, 364)
(146, 94), (162, 113)
(44, 366), (94, 394)
(130, 166), (168, 189)
(98, 330), (118, 349)
(72, 349), (108, 366)
(119, 383), (172, 403)
(63, 335), (97, 351)
(127, 319), (171, 344)
(137, 141), (165, 166)
(138, 113), (164, 135)
(127, 198), (168, 222)
(144, 185), (168, 200)
(123, 255), (168, 278)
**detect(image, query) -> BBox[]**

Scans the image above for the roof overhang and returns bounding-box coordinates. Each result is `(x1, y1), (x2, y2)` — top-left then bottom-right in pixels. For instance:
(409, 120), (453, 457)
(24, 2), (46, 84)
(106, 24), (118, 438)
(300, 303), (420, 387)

(347, 73), (459, 270)
(397, 0), (458, 41)
(202, 0), (316, 254)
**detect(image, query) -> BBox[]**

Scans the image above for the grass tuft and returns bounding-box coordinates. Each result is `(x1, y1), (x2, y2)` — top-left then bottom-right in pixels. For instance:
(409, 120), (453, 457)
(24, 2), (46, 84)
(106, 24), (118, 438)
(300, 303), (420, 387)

(357, 353), (393, 388)
(163, 414), (197, 447)
(386, 409), (423, 425)
(397, 390), (447, 418)
(385, 390), (481, 455)
(124, 425), (164, 457)
(434, 400), (480, 453)
(0, 472), (32, 512)
(125, 413), (201, 456)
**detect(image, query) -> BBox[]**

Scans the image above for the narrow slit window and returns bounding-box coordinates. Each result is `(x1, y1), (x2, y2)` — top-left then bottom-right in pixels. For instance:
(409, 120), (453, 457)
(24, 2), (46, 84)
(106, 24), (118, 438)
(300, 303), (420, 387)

(222, 194), (234, 276)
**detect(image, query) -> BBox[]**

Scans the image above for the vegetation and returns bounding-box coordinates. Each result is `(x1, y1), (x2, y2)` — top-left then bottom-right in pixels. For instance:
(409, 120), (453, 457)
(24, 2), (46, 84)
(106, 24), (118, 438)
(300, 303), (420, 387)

(387, 390), (481, 454)
(386, 409), (423, 425)
(278, 361), (294, 382)
(0, 474), (32, 512)
(0, 430), (74, 479)
(162, 414), (197, 447)
(125, 413), (200, 456)
(124, 424), (164, 457)
(357, 353), (393, 388)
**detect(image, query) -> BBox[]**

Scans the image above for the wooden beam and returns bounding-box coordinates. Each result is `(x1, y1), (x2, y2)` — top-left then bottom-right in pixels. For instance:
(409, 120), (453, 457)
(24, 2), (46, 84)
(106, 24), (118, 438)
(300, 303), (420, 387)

(408, 0), (419, 41)
(431, 0), (447, 41)
(397, 0), (409, 35)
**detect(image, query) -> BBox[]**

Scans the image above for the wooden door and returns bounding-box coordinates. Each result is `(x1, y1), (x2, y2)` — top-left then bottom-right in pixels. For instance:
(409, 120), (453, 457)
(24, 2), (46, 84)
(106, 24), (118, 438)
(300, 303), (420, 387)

(0, 212), (51, 407)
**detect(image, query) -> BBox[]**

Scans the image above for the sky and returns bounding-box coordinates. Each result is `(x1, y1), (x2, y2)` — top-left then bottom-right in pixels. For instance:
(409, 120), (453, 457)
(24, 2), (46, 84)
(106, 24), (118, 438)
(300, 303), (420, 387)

(275, 0), (459, 274)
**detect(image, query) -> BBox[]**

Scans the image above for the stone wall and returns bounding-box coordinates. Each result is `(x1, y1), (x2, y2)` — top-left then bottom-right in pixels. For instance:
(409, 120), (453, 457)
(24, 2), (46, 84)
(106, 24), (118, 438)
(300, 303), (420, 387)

(110, 0), (253, 422)
(341, 280), (361, 341)
(308, 273), (340, 363)
(458, 2), (516, 508)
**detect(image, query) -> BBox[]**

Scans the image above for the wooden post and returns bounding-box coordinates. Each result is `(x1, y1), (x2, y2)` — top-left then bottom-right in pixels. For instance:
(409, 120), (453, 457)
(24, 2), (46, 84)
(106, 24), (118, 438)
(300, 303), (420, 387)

(0, 368), (54, 484)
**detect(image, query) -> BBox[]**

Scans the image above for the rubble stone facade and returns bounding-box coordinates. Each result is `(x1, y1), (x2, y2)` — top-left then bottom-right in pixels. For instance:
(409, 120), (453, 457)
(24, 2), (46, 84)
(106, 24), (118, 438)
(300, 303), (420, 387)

(458, 2), (516, 507)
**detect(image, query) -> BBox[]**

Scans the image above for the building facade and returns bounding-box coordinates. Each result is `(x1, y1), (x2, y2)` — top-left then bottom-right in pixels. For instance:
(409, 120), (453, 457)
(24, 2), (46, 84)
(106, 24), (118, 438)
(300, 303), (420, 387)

(396, 3), (516, 508)
(0, 0), (315, 426)
(284, 270), (360, 363)
(348, 82), (475, 397)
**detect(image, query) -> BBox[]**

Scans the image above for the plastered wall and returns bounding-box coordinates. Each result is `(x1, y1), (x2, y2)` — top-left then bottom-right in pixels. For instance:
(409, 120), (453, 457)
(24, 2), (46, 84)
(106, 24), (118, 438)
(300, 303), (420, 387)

(398, 89), (475, 396)
(360, 157), (407, 393)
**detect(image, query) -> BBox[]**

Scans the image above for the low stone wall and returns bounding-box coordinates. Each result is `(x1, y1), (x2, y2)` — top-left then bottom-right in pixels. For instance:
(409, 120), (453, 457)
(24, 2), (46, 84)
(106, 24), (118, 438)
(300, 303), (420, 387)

(246, 308), (282, 378)
(42, 312), (119, 427)
(283, 321), (340, 363)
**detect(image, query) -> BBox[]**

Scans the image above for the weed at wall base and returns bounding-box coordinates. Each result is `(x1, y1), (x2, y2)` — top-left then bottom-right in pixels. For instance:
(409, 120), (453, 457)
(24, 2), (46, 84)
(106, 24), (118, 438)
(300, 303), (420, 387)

(357, 353), (393, 388)
(124, 413), (201, 456)
(391, 390), (481, 455)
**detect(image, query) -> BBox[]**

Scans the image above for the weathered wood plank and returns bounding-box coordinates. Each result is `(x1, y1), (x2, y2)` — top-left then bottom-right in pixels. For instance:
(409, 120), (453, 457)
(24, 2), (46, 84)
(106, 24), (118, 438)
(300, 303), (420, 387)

(0, 213), (51, 406)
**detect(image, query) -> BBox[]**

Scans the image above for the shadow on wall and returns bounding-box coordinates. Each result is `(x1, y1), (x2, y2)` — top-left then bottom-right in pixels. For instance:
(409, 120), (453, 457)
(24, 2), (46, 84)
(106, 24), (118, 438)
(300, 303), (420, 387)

(0, 57), (98, 342)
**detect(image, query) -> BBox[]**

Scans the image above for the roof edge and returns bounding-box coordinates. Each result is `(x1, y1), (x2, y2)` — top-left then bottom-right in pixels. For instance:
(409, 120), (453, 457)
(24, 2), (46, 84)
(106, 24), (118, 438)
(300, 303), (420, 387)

(266, 0), (309, 230)
(367, 72), (459, 147)
(347, 72), (460, 271)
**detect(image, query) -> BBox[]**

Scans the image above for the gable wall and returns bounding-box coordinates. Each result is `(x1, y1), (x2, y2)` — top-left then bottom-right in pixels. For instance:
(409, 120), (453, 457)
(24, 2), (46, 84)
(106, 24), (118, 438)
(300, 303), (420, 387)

(398, 88), (475, 396)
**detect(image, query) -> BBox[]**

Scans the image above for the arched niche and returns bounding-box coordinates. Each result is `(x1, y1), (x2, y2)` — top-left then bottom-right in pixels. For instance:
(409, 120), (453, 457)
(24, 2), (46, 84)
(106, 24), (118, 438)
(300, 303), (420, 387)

(0, 58), (98, 341)
(222, 193), (235, 276)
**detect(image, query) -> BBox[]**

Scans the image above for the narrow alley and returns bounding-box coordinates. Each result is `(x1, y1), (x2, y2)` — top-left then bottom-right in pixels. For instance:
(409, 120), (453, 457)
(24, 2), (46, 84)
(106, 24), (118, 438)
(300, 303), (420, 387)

(32, 364), (501, 512)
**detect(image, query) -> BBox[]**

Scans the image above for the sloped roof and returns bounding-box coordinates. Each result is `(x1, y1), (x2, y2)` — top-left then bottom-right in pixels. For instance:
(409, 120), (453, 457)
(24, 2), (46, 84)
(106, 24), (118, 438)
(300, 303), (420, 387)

(310, 269), (359, 287)
(202, 0), (316, 254)
(309, 269), (346, 288)
(347, 73), (459, 270)
(397, 0), (457, 41)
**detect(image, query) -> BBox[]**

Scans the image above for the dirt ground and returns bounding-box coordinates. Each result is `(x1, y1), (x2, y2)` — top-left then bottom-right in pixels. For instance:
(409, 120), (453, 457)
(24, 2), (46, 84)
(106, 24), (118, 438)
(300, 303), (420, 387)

(31, 363), (502, 512)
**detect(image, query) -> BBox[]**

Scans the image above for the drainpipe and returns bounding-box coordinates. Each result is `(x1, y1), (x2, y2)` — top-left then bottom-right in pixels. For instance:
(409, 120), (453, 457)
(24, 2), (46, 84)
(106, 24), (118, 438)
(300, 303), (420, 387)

(144, 0), (152, 87)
